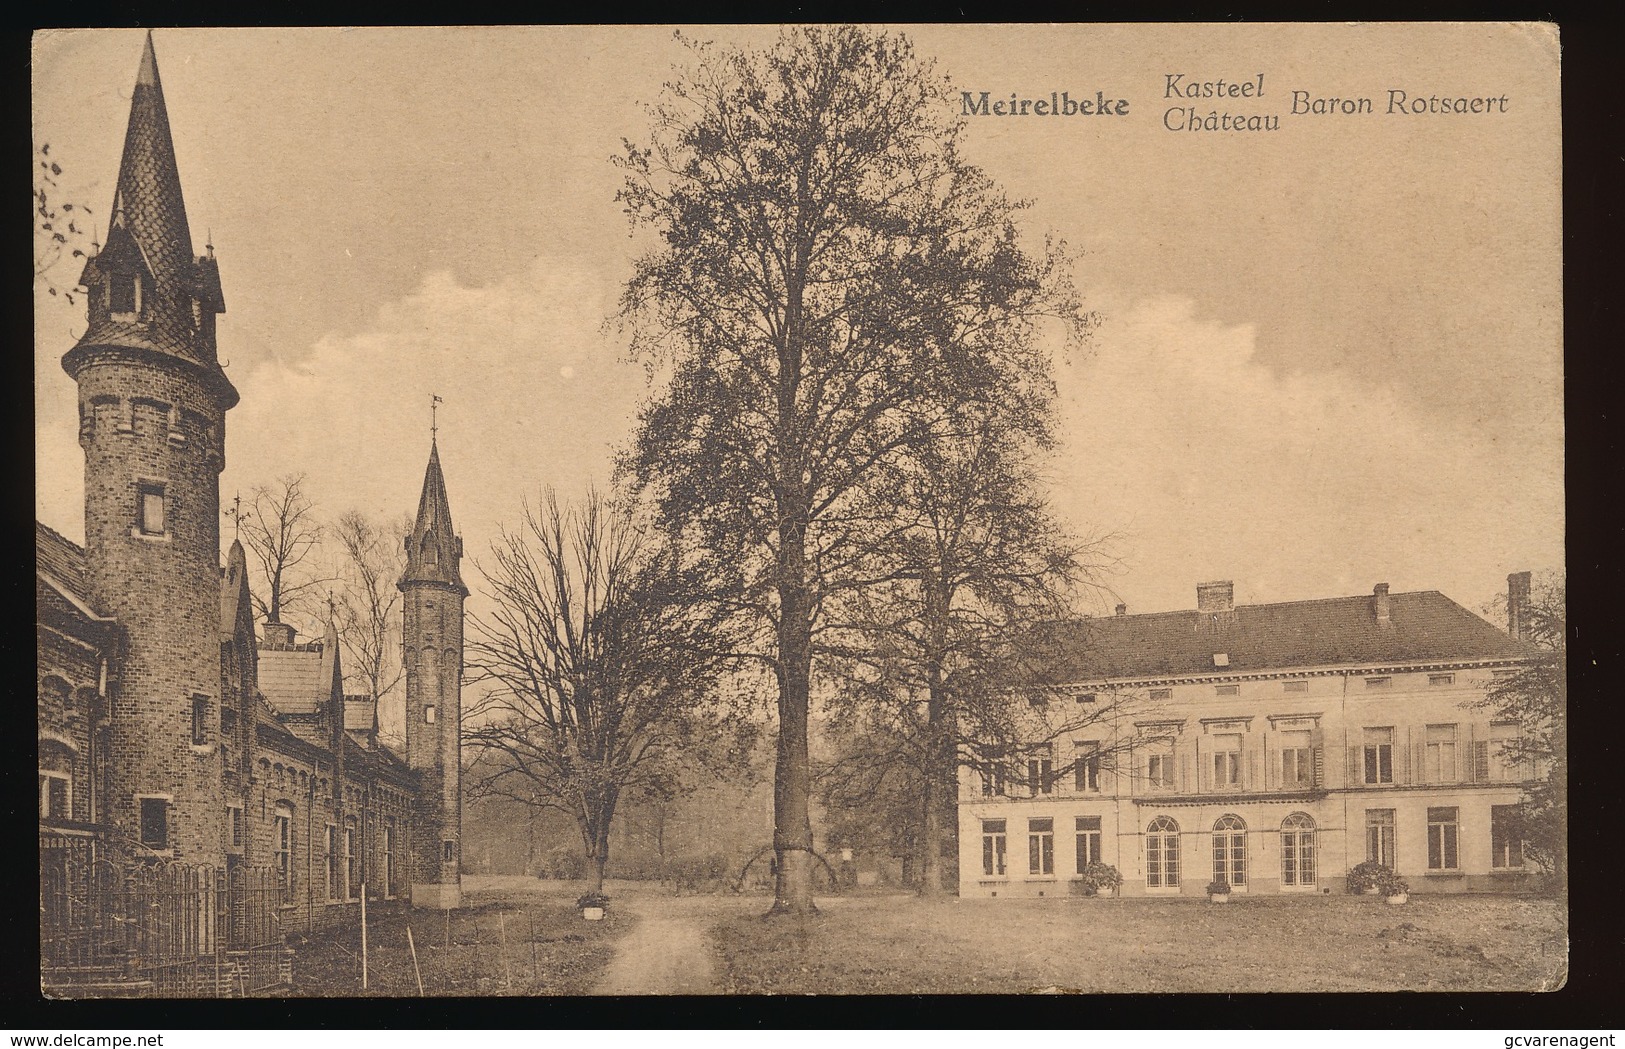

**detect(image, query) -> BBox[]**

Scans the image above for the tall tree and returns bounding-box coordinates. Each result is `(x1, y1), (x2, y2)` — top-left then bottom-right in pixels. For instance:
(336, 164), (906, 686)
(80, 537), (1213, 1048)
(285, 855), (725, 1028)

(331, 510), (413, 745)
(240, 473), (327, 631)
(464, 489), (739, 893)
(1473, 572), (1566, 895)
(617, 27), (1085, 914)
(822, 405), (1127, 894)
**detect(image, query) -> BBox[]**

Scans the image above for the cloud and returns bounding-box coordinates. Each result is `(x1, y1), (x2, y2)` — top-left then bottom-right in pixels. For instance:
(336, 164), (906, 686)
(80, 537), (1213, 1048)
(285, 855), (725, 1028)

(1051, 294), (1563, 614)
(221, 255), (644, 576)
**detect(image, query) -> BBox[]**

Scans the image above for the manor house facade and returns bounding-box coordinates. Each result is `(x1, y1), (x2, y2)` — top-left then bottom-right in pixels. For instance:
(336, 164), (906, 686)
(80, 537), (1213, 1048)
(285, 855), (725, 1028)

(958, 576), (1539, 898)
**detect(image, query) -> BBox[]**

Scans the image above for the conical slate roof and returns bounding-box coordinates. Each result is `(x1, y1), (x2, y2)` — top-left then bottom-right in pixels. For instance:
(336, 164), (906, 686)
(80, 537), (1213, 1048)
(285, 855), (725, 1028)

(65, 32), (235, 405)
(400, 440), (466, 593)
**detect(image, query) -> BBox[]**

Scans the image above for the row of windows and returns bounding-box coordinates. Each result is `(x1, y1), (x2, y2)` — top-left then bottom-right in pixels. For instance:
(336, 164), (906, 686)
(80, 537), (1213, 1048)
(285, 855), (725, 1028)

(1136, 674), (1464, 703)
(983, 722), (1525, 797)
(980, 807), (1524, 886)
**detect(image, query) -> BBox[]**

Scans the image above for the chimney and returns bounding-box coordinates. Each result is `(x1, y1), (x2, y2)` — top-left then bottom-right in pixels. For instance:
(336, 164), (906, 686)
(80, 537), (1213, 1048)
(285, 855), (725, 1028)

(1373, 583), (1391, 626)
(1196, 581), (1234, 613)
(1115, 603), (1127, 617)
(1507, 571), (1532, 639)
(262, 621), (296, 646)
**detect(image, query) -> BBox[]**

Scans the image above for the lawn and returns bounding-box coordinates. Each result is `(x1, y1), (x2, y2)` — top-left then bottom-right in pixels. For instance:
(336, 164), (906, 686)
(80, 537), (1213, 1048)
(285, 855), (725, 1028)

(711, 892), (1568, 994)
(268, 877), (633, 996)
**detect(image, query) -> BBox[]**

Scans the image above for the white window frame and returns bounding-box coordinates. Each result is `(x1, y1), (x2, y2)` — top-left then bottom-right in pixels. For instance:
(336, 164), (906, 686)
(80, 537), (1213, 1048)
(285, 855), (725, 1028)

(981, 819), (1008, 878)
(1425, 723), (1458, 783)
(1427, 806), (1460, 871)
(1363, 727), (1395, 785)
(1075, 816), (1102, 871)
(1490, 805), (1524, 869)
(1280, 812), (1317, 890)
(135, 793), (172, 853)
(1365, 808), (1396, 868)
(1211, 814), (1247, 889)
(1027, 818), (1054, 876)
(1145, 816), (1180, 891)
(39, 770), (72, 822)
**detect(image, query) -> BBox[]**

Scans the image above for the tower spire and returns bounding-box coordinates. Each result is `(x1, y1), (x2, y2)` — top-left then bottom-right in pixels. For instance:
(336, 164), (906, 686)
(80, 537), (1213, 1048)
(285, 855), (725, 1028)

(399, 440), (466, 594)
(64, 30), (236, 409)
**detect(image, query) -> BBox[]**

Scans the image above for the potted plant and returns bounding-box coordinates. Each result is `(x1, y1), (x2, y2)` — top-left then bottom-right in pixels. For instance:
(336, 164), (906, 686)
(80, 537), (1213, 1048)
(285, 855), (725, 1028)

(1206, 876), (1233, 903)
(1383, 874), (1410, 905)
(1074, 861), (1124, 898)
(577, 890), (609, 921)
(1345, 860), (1393, 896)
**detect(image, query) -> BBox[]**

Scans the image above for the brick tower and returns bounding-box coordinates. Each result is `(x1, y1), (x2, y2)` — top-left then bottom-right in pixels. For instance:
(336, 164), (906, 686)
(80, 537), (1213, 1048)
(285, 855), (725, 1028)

(62, 32), (234, 866)
(399, 440), (466, 908)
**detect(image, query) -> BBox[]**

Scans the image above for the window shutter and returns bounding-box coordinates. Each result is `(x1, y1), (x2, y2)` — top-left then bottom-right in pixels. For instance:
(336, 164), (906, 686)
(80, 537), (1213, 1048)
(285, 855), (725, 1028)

(1473, 741), (1490, 783)
(1400, 727), (1413, 785)
(1347, 746), (1360, 786)
(1312, 745), (1325, 788)
(1261, 727), (1273, 789)
(1247, 752), (1258, 792)
(1179, 755), (1192, 793)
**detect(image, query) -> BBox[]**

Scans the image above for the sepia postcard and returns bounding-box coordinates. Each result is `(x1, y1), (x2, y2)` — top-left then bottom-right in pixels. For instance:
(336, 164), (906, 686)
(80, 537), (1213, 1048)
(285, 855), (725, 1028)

(33, 24), (1564, 1000)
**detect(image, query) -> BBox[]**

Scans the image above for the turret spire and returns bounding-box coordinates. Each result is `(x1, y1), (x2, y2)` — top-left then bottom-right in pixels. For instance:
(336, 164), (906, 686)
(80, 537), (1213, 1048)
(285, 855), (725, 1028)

(400, 441), (466, 594)
(64, 31), (235, 408)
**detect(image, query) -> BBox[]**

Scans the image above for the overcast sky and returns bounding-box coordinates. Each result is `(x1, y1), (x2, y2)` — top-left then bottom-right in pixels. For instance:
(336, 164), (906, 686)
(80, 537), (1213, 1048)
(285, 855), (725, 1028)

(33, 25), (1562, 631)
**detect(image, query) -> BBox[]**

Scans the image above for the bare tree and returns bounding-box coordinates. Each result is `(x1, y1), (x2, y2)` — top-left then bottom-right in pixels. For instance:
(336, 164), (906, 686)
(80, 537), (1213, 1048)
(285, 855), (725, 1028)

(331, 510), (412, 745)
(34, 143), (93, 304)
(464, 488), (741, 894)
(616, 26), (1086, 915)
(240, 473), (327, 632)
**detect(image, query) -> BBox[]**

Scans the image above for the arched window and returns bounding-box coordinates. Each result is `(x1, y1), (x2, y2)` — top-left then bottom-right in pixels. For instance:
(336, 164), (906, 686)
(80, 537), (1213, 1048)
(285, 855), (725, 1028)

(1212, 814), (1247, 888)
(1281, 812), (1317, 890)
(41, 675), (71, 710)
(1146, 816), (1180, 889)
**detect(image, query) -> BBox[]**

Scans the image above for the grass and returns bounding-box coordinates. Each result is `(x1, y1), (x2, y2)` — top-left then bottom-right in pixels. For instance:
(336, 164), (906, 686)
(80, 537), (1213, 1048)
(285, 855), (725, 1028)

(268, 877), (633, 996)
(711, 892), (1568, 993)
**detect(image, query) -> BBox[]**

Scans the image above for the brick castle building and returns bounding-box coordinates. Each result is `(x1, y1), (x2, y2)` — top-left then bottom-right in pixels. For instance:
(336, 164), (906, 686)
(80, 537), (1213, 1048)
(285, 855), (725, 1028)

(37, 33), (464, 951)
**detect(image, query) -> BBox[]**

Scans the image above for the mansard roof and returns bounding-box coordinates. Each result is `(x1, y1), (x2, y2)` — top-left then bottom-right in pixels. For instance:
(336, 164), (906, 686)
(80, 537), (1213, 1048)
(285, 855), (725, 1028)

(1043, 589), (1532, 683)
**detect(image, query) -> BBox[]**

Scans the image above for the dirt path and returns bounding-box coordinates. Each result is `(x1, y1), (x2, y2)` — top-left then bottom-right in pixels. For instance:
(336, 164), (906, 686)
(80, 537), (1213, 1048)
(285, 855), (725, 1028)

(592, 894), (746, 995)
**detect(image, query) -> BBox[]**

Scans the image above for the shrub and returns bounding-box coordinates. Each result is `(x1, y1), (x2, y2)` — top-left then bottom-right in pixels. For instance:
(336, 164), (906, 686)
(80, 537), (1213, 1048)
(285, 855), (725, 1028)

(1384, 874), (1410, 897)
(1205, 876), (1233, 896)
(1345, 860), (1393, 895)
(576, 890), (609, 910)
(1074, 861), (1123, 897)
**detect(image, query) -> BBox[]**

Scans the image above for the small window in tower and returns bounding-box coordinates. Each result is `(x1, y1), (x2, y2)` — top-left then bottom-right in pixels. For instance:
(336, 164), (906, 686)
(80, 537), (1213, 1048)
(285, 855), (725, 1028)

(109, 271), (137, 314)
(425, 704), (436, 724)
(138, 484), (166, 535)
(190, 694), (209, 745)
(443, 840), (455, 864)
(139, 797), (169, 850)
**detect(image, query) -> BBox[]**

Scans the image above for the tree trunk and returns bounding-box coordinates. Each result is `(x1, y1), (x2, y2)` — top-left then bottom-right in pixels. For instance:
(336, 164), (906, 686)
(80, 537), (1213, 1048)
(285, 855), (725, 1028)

(918, 694), (946, 897)
(768, 536), (818, 916)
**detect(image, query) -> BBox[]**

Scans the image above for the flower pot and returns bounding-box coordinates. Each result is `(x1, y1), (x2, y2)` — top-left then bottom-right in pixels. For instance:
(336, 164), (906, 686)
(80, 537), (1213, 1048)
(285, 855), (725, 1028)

(582, 906), (605, 921)
(1385, 894), (1408, 905)
(1209, 893), (1230, 903)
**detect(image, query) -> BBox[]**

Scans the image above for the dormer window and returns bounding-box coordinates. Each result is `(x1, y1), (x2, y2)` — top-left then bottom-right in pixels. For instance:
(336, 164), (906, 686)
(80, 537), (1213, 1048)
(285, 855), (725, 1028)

(109, 270), (140, 316)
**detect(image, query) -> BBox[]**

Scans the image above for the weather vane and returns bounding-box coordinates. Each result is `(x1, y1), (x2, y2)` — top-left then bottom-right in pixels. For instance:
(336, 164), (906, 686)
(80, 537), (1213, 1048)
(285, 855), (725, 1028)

(223, 491), (246, 540)
(431, 393), (443, 439)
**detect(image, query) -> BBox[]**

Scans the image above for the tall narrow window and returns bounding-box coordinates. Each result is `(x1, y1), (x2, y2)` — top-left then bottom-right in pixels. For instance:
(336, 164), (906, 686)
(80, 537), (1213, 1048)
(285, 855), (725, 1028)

(1280, 812), (1317, 889)
(1280, 728), (1314, 788)
(1211, 733), (1243, 790)
(345, 823), (357, 900)
(1027, 745), (1053, 796)
(227, 804), (244, 848)
(384, 824), (397, 896)
(1365, 809), (1396, 867)
(1490, 723), (1524, 781)
(1211, 814), (1247, 887)
(980, 760), (1006, 797)
(273, 805), (294, 901)
(139, 797), (168, 850)
(1075, 816), (1102, 871)
(1147, 748), (1176, 790)
(39, 772), (71, 821)
(1362, 727), (1394, 785)
(190, 694), (209, 745)
(1427, 806), (1459, 870)
(981, 819), (1007, 877)
(1491, 805), (1524, 869)
(326, 825), (339, 901)
(1027, 818), (1054, 875)
(1425, 724), (1458, 783)
(1073, 741), (1101, 792)
(424, 704), (436, 725)
(443, 840), (456, 864)
(138, 484), (166, 535)
(1146, 816), (1180, 889)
